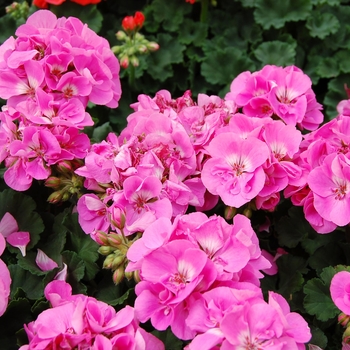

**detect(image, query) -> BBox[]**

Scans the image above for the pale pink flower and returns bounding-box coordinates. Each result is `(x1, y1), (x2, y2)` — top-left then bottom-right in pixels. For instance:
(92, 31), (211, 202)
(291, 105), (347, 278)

(202, 133), (269, 208)
(308, 153), (350, 227)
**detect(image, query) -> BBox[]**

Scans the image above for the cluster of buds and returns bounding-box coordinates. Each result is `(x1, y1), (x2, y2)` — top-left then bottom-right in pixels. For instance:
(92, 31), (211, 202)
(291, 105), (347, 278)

(112, 11), (159, 69)
(5, 1), (29, 21)
(339, 313), (350, 344)
(45, 160), (85, 204)
(96, 231), (140, 285)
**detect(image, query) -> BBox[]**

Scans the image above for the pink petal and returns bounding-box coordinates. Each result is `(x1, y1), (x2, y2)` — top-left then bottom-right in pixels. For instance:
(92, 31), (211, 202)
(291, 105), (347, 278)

(0, 212), (18, 238)
(36, 249), (58, 271)
(7, 231), (30, 256)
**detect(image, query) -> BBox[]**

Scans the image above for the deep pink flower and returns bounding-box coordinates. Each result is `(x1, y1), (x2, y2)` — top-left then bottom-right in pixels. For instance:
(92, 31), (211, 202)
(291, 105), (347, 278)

(330, 271), (350, 315)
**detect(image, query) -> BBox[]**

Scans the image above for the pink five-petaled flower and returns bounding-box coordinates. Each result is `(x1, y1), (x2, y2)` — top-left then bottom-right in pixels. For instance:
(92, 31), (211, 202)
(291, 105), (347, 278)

(77, 194), (110, 235)
(330, 271), (350, 315)
(201, 133), (270, 208)
(308, 153), (350, 227)
(134, 240), (216, 339)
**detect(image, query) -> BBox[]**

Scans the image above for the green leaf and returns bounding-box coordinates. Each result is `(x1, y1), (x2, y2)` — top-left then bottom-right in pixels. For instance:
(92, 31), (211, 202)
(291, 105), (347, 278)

(92, 122), (113, 143)
(309, 326), (328, 349)
(201, 47), (255, 86)
(316, 57), (340, 78)
(62, 250), (86, 294)
(63, 212), (100, 281)
(303, 266), (344, 321)
(0, 189), (44, 250)
(276, 255), (308, 298)
(306, 12), (340, 39)
(254, 40), (296, 66)
(0, 298), (32, 349)
(276, 206), (310, 248)
(146, 33), (186, 82)
(335, 49), (350, 74)
(323, 73), (350, 120)
(152, 328), (184, 350)
(94, 270), (133, 306)
(178, 19), (208, 47)
(0, 15), (17, 44)
(9, 265), (44, 300)
(151, 0), (191, 32)
(254, 0), (312, 29)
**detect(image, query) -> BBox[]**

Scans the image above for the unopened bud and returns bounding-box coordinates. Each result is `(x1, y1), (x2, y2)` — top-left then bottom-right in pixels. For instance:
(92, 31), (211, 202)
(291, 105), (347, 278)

(120, 56), (129, 69)
(95, 231), (109, 245)
(45, 176), (61, 189)
(103, 254), (115, 269)
(112, 254), (126, 270)
(112, 45), (122, 54)
(133, 269), (141, 283)
(98, 245), (114, 256)
(125, 270), (134, 281)
(138, 45), (148, 53)
(147, 42), (159, 51)
(116, 30), (127, 41)
(224, 206), (236, 220)
(344, 326), (350, 344)
(130, 56), (139, 67)
(107, 233), (123, 248)
(47, 191), (63, 204)
(243, 207), (252, 219)
(339, 313), (350, 328)
(56, 160), (74, 175)
(113, 266), (125, 285)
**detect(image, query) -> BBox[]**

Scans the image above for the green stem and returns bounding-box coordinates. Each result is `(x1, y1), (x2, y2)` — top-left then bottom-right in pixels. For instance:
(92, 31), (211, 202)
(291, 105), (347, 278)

(200, 0), (209, 23)
(128, 64), (135, 91)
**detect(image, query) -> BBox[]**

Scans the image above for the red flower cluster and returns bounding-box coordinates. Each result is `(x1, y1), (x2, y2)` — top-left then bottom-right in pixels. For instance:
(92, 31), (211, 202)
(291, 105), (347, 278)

(33, 0), (101, 8)
(122, 11), (145, 32)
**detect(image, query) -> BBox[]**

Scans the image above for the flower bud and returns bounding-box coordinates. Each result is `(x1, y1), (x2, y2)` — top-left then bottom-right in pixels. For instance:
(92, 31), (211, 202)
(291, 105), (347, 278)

(243, 207), (252, 219)
(125, 270), (134, 281)
(133, 269), (141, 283)
(134, 11), (145, 30)
(110, 207), (126, 230)
(343, 326), (350, 344)
(122, 16), (135, 32)
(130, 56), (139, 67)
(113, 266), (125, 285)
(224, 206), (236, 220)
(107, 233), (123, 248)
(339, 313), (350, 328)
(112, 254), (126, 270)
(120, 56), (129, 69)
(116, 30), (127, 41)
(45, 176), (61, 189)
(103, 254), (115, 269)
(95, 231), (109, 245)
(98, 245), (114, 256)
(47, 191), (63, 204)
(147, 42), (160, 51)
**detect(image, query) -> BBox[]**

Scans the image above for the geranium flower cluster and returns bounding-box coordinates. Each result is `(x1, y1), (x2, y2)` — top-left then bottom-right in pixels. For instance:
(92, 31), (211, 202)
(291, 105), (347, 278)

(33, 0), (102, 9)
(0, 10), (121, 191)
(125, 213), (311, 348)
(76, 65), (322, 244)
(284, 103), (350, 233)
(19, 280), (164, 350)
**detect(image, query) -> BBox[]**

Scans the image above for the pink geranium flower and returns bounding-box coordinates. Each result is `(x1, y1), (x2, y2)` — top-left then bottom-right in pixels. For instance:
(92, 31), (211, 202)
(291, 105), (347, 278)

(202, 133), (269, 208)
(308, 153), (350, 227)
(330, 271), (350, 315)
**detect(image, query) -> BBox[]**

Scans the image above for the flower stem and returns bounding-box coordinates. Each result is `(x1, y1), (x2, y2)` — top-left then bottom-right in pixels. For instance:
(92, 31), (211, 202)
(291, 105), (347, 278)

(200, 0), (209, 23)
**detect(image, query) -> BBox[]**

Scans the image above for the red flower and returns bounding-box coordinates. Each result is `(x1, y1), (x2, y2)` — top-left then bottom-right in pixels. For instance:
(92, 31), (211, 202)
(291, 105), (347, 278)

(134, 11), (145, 29)
(122, 15), (136, 32)
(33, 0), (101, 7)
(122, 11), (145, 33)
(186, 0), (196, 3)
